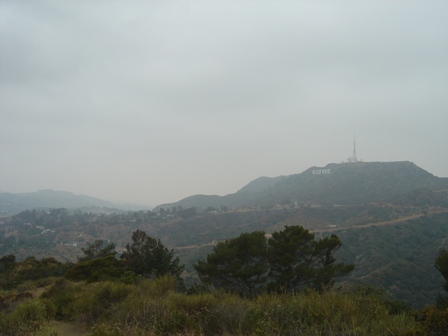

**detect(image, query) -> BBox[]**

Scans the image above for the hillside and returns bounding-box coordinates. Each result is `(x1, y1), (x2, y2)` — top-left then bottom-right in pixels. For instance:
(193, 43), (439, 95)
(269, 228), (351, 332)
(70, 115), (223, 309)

(157, 161), (448, 211)
(1, 161), (448, 308)
(0, 189), (147, 217)
(2, 188), (448, 308)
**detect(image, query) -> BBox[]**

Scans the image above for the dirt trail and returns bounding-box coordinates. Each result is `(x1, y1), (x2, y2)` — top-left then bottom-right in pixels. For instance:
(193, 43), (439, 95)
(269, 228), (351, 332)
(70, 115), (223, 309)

(171, 208), (448, 249)
(32, 287), (47, 298)
(50, 321), (88, 336)
(31, 287), (88, 335)
(313, 208), (448, 233)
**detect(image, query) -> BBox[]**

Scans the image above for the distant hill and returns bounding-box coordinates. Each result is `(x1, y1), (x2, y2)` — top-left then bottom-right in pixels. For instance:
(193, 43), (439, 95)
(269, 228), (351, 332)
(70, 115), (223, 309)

(2, 161), (448, 308)
(0, 189), (147, 216)
(2, 185), (448, 308)
(157, 161), (448, 211)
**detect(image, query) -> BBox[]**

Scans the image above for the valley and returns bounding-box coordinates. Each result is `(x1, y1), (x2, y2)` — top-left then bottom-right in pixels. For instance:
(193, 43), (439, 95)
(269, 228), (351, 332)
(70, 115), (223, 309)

(1, 161), (448, 308)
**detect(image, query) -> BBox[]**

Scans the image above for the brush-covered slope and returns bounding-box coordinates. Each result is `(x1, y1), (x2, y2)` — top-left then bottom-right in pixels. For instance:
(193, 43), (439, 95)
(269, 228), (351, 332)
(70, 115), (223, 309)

(158, 161), (448, 210)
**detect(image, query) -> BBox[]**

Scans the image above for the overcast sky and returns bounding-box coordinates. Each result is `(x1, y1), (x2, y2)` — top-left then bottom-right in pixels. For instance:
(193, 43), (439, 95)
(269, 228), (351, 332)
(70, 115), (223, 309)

(1, 1), (447, 207)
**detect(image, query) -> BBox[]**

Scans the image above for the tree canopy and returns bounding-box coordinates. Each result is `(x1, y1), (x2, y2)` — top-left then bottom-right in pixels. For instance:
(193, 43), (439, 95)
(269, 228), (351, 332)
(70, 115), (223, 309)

(194, 231), (269, 297)
(435, 247), (448, 308)
(78, 239), (116, 262)
(194, 226), (354, 296)
(268, 226), (354, 291)
(65, 231), (185, 283)
(121, 230), (184, 279)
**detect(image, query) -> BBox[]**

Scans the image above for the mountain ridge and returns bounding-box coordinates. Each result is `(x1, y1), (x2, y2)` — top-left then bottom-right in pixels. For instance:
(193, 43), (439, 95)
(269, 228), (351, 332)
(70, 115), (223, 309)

(0, 189), (148, 216)
(157, 161), (448, 211)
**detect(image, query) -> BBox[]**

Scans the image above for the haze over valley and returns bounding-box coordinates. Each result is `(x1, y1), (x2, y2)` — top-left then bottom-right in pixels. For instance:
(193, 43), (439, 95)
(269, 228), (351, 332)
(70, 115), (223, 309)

(1, 2), (447, 207)
(1, 160), (448, 309)
(1, 3), (448, 333)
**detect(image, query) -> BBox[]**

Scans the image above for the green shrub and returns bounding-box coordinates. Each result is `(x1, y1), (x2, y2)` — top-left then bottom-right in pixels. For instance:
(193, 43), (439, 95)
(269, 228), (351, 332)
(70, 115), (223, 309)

(137, 275), (179, 297)
(65, 255), (124, 283)
(71, 281), (133, 326)
(0, 299), (48, 335)
(24, 276), (420, 335)
(40, 278), (79, 320)
(15, 280), (37, 292)
(417, 306), (448, 335)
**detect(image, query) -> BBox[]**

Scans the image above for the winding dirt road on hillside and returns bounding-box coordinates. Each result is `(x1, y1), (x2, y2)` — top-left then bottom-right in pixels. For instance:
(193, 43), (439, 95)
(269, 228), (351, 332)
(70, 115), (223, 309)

(312, 208), (448, 233)
(173, 208), (448, 250)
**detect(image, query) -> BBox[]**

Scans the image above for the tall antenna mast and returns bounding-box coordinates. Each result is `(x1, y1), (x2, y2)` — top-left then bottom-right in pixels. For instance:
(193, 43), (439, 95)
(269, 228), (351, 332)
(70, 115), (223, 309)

(347, 135), (359, 163)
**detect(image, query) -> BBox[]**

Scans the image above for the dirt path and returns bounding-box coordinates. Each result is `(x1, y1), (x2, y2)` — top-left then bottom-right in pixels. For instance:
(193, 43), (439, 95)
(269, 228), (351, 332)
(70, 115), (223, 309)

(32, 287), (47, 298)
(175, 241), (218, 250)
(313, 208), (448, 233)
(31, 288), (88, 335)
(50, 321), (88, 336)
(171, 208), (448, 249)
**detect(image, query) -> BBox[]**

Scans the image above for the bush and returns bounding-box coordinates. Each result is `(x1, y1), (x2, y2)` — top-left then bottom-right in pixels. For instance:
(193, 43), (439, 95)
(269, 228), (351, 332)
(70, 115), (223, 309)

(70, 281), (133, 327)
(417, 306), (448, 335)
(0, 299), (48, 335)
(85, 284), (419, 336)
(65, 255), (124, 283)
(40, 278), (79, 320)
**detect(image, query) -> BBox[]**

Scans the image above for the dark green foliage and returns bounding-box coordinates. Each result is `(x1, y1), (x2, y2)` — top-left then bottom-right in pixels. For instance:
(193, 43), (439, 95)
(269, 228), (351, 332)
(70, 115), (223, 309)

(417, 306), (448, 335)
(66, 255), (125, 283)
(0, 299), (48, 335)
(268, 226), (353, 292)
(435, 248), (448, 309)
(335, 213), (448, 308)
(40, 277), (78, 319)
(195, 226), (353, 296)
(385, 299), (412, 315)
(70, 281), (134, 327)
(311, 234), (355, 289)
(121, 230), (184, 279)
(63, 230), (185, 284)
(0, 255), (71, 290)
(78, 239), (116, 262)
(0, 254), (16, 273)
(267, 226), (316, 291)
(194, 231), (269, 297)
(17, 257), (71, 281)
(435, 248), (448, 291)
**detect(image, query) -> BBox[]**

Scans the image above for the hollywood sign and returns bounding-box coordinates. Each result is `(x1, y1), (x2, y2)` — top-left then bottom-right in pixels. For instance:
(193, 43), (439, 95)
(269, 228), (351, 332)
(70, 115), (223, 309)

(312, 169), (331, 175)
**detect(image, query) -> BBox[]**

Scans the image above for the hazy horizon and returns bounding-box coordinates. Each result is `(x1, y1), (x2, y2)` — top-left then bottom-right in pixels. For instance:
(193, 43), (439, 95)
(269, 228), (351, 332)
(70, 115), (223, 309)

(1, 2), (447, 207)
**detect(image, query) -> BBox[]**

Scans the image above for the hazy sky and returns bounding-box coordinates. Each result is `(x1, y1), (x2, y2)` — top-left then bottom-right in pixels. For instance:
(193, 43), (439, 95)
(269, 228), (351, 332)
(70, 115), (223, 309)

(1, 1), (448, 207)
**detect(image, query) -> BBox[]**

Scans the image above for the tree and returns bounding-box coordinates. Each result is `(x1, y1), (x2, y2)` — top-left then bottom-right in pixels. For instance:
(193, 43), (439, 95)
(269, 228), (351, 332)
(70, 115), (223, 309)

(0, 254), (16, 273)
(267, 226), (316, 291)
(79, 240), (116, 262)
(194, 231), (269, 297)
(308, 234), (355, 290)
(66, 255), (124, 283)
(268, 226), (354, 292)
(121, 230), (184, 279)
(435, 248), (448, 308)
(194, 226), (354, 296)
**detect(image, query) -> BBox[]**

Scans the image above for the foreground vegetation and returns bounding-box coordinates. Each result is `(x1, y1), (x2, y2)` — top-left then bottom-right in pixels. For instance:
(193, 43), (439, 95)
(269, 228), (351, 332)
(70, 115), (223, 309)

(1, 249), (448, 335)
(2, 276), (447, 336)
(2, 205), (448, 308)
(1, 227), (448, 335)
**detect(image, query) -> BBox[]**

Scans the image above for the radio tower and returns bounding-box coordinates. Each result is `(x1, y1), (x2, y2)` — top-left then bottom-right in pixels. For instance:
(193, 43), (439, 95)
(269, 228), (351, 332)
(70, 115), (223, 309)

(347, 135), (358, 163)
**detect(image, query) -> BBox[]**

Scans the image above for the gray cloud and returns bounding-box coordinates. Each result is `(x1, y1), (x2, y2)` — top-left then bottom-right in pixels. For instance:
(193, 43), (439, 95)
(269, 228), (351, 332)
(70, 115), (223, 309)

(1, 1), (447, 206)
